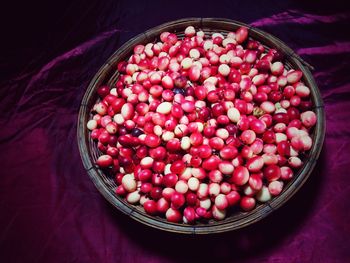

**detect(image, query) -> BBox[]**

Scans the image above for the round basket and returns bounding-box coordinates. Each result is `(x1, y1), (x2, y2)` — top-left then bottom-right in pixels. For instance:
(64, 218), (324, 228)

(77, 18), (325, 234)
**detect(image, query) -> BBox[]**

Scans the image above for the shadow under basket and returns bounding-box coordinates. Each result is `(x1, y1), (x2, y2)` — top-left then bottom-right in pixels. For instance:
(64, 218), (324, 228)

(77, 18), (325, 234)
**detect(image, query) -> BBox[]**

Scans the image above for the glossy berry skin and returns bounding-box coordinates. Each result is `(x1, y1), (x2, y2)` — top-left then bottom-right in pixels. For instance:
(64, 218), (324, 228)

(170, 160), (186, 175)
(231, 166), (249, 185)
(143, 200), (158, 215)
(171, 192), (185, 209)
(263, 165), (281, 182)
(145, 134), (161, 148)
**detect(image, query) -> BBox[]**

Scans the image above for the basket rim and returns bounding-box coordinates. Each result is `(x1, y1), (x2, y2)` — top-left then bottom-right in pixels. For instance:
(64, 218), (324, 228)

(77, 17), (325, 234)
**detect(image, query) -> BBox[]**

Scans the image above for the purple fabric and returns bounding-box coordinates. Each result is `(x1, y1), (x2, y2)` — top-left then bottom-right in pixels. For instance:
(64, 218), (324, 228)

(1, 1), (350, 262)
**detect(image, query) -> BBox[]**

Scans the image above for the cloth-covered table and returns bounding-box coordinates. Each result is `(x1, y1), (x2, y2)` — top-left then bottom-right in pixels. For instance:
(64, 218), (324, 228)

(1, 0), (349, 262)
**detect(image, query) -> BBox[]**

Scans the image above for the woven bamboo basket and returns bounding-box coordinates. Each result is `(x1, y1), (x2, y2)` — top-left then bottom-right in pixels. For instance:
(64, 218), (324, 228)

(77, 18), (325, 234)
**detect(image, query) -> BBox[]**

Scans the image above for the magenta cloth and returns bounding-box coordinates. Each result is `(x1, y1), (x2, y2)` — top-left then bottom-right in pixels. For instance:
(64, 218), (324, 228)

(1, 1), (350, 262)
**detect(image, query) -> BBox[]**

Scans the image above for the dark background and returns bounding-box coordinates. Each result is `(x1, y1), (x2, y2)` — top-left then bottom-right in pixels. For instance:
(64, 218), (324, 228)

(1, 0), (350, 262)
